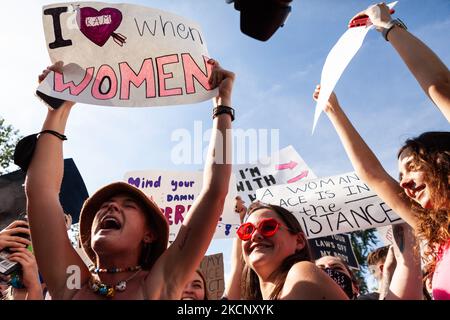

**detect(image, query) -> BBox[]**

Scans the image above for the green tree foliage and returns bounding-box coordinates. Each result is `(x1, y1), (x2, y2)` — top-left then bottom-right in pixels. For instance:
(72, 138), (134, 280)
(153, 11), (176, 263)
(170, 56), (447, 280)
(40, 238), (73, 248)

(350, 228), (378, 294)
(0, 117), (21, 175)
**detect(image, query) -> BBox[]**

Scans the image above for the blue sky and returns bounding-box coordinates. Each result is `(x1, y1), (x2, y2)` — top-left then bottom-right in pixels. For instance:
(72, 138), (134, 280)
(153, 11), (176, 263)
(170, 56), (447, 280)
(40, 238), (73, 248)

(1, 0), (449, 291)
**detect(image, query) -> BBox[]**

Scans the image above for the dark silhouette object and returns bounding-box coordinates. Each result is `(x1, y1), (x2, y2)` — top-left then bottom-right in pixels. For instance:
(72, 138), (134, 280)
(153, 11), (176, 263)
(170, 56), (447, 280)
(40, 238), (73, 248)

(227, 0), (293, 41)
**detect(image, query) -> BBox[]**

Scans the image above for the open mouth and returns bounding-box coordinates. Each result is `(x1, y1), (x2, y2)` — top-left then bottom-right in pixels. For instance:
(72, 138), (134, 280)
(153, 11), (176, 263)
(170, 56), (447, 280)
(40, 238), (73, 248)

(413, 185), (426, 199)
(98, 216), (122, 231)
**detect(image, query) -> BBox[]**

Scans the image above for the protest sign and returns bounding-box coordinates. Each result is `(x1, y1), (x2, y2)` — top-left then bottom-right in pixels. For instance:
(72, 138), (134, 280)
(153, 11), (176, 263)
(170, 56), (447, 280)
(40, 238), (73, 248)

(377, 225), (394, 246)
(308, 233), (359, 269)
(199, 253), (224, 300)
(256, 171), (403, 238)
(37, 2), (217, 108)
(124, 170), (238, 242)
(312, 1), (398, 132)
(234, 145), (316, 204)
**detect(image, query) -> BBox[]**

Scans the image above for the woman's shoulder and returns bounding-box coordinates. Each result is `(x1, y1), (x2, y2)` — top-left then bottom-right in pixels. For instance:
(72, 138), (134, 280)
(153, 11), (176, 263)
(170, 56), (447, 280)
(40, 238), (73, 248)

(281, 261), (348, 300)
(287, 261), (321, 276)
(284, 261), (329, 286)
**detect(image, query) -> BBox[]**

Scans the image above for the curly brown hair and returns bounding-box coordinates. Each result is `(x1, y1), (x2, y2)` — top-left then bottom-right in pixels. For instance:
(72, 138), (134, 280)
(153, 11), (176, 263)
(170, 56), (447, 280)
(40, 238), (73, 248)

(397, 131), (450, 278)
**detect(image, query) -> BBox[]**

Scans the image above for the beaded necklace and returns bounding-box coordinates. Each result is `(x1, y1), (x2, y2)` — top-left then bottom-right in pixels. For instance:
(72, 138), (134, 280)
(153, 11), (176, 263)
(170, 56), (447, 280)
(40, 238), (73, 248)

(90, 265), (142, 274)
(88, 265), (142, 298)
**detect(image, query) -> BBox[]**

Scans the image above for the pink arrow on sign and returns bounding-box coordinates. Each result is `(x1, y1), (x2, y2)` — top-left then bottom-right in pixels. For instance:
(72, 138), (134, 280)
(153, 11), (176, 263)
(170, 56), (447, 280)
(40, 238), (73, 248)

(275, 161), (298, 170)
(287, 170), (309, 183)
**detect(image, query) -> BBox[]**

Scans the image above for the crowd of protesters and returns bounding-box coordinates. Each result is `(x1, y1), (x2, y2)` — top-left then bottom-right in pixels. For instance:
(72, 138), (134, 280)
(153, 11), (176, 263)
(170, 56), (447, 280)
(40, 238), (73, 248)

(1, 3), (448, 300)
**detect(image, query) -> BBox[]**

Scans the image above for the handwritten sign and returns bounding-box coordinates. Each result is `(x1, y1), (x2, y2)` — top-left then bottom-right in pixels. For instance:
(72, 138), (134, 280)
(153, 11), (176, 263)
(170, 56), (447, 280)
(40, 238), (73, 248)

(123, 170), (238, 242)
(37, 2), (217, 107)
(256, 171), (403, 238)
(199, 253), (224, 300)
(234, 146), (316, 204)
(308, 233), (359, 269)
(312, 1), (398, 132)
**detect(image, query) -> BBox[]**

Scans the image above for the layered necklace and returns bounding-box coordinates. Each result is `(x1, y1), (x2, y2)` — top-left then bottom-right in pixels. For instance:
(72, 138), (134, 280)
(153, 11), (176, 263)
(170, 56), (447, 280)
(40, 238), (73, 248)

(88, 265), (142, 298)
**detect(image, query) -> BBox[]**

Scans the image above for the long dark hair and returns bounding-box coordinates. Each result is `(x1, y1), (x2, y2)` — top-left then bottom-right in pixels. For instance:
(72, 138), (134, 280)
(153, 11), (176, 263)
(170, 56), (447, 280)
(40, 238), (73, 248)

(397, 131), (450, 279)
(241, 204), (312, 300)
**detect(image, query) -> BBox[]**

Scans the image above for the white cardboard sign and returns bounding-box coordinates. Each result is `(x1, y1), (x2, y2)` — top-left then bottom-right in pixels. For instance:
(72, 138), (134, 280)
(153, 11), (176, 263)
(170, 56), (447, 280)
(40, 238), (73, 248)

(234, 145), (316, 204)
(37, 2), (217, 107)
(312, 1), (398, 132)
(124, 170), (238, 242)
(256, 171), (403, 238)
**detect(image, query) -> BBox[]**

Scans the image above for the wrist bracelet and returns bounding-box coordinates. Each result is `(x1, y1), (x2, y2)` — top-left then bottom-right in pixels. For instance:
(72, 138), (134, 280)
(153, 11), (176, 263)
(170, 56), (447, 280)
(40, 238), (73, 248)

(14, 130), (67, 172)
(382, 18), (407, 41)
(38, 130), (67, 141)
(213, 105), (235, 121)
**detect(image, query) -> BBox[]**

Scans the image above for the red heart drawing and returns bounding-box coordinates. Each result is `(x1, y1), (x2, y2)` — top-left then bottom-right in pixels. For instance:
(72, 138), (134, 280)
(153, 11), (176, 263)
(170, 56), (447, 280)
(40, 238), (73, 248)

(78, 7), (123, 47)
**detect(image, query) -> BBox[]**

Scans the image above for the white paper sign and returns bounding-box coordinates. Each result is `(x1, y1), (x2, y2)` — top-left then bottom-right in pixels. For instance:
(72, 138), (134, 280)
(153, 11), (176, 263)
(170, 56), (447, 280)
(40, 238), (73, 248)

(256, 171), (403, 239)
(124, 170), (238, 242)
(312, 1), (398, 132)
(234, 146), (316, 204)
(37, 2), (217, 107)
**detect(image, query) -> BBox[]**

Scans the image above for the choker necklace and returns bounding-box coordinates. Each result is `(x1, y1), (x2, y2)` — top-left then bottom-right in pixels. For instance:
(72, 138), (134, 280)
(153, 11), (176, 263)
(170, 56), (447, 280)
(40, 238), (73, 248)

(89, 266), (142, 298)
(90, 265), (142, 274)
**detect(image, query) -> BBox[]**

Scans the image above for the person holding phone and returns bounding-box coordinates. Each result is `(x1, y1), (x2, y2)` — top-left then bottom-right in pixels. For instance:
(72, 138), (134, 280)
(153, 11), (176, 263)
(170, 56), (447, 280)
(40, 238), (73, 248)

(0, 220), (43, 299)
(5, 247), (44, 300)
(0, 220), (31, 252)
(0, 220), (31, 276)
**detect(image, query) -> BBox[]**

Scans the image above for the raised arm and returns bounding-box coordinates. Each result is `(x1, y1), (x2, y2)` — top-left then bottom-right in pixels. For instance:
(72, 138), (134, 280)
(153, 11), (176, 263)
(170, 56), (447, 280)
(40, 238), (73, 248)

(154, 59), (234, 298)
(223, 201), (247, 300)
(381, 223), (422, 300)
(25, 63), (90, 299)
(378, 245), (396, 299)
(351, 3), (450, 121)
(313, 86), (418, 230)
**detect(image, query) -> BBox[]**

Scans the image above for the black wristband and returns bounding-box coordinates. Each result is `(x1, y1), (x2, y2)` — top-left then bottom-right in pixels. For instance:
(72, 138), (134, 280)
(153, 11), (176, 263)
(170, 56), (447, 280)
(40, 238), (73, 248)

(39, 130), (67, 141)
(14, 130), (67, 172)
(213, 105), (235, 121)
(382, 19), (407, 41)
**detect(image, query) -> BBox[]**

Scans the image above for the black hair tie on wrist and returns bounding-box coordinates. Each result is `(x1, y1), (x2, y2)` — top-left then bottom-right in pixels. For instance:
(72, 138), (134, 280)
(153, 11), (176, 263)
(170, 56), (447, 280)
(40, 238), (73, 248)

(38, 130), (67, 141)
(14, 130), (67, 172)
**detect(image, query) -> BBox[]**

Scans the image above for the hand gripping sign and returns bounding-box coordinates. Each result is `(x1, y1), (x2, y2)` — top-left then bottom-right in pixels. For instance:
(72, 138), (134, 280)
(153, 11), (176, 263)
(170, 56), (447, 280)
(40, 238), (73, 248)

(311, 1), (398, 133)
(37, 2), (218, 108)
